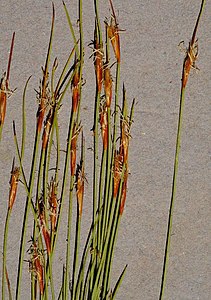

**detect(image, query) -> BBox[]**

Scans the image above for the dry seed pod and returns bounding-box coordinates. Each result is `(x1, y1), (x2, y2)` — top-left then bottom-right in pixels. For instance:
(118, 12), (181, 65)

(8, 166), (20, 211)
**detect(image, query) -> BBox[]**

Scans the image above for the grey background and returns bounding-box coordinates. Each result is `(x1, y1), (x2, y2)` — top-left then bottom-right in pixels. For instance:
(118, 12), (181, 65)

(0, 1), (210, 299)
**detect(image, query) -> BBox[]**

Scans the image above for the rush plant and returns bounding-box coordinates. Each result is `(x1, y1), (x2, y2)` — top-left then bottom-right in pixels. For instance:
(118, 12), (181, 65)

(1, 1), (134, 299)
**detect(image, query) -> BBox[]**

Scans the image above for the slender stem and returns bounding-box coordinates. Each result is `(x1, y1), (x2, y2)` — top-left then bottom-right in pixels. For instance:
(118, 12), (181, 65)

(159, 87), (185, 299)
(2, 210), (11, 300)
(64, 176), (74, 299)
(15, 131), (41, 300)
(159, 1), (206, 297)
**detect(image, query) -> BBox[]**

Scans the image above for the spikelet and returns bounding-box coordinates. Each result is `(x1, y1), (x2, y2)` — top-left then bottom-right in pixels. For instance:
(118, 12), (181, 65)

(99, 103), (108, 150)
(29, 242), (44, 295)
(70, 123), (81, 176)
(113, 150), (123, 198)
(182, 40), (198, 88)
(104, 65), (112, 108)
(72, 68), (80, 113)
(0, 33), (15, 130)
(76, 159), (85, 217)
(8, 165), (20, 211)
(94, 25), (103, 93)
(48, 178), (58, 233)
(119, 170), (128, 215)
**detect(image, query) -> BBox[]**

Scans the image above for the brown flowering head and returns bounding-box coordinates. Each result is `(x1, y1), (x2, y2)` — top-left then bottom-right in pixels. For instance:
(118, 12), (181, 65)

(28, 241), (44, 295)
(70, 123), (81, 176)
(99, 103), (108, 150)
(103, 65), (112, 108)
(72, 68), (80, 113)
(119, 170), (128, 215)
(36, 70), (50, 134)
(76, 161), (85, 217)
(48, 178), (58, 233)
(107, 21), (120, 62)
(94, 26), (103, 93)
(42, 106), (54, 150)
(0, 74), (7, 127)
(113, 150), (123, 198)
(182, 40), (198, 88)
(8, 164), (20, 211)
(120, 115), (131, 164)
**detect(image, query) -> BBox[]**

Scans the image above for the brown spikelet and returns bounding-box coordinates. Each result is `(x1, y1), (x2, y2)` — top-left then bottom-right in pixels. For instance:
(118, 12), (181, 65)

(120, 170), (128, 215)
(0, 76), (7, 127)
(0, 33), (15, 128)
(120, 116), (131, 164)
(70, 123), (81, 176)
(31, 242), (44, 295)
(107, 24), (120, 62)
(37, 72), (49, 134)
(8, 164), (20, 211)
(48, 178), (58, 233)
(182, 41), (198, 89)
(38, 198), (51, 255)
(113, 150), (123, 198)
(106, 0), (121, 62)
(72, 69), (80, 113)
(99, 103), (108, 150)
(94, 27), (103, 93)
(76, 162), (85, 217)
(104, 65), (112, 108)
(42, 106), (54, 150)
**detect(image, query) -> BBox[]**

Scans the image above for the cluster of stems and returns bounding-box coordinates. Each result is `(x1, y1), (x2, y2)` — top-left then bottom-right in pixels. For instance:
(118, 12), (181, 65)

(1, 1), (134, 299)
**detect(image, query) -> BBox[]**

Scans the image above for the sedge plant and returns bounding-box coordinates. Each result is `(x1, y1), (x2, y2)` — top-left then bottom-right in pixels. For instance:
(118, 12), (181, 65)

(159, 0), (206, 299)
(1, 1), (134, 299)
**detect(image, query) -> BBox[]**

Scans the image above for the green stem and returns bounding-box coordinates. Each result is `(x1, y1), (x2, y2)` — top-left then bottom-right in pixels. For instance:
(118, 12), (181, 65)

(64, 175), (74, 299)
(2, 209), (11, 300)
(159, 1), (206, 297)
(159, 87), (185, 299)
(15, 130), (40, 300)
